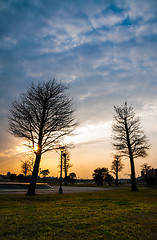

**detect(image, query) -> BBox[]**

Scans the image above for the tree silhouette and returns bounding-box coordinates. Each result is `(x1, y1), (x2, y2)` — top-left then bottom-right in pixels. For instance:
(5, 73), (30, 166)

(58, 148), (72, 185)
(141, 163), (151, 176)
(21, 160), (32, 178)
(40, 169), (50, 183)
(141, 163), (151, 186)
(105, 173), (114, 186)
(9, 79), (77, 195)
(92, 168), (108, 186)
(112, 102), (150, 191)
(69, 172), (76, 184)
(111, 155), (124, 186)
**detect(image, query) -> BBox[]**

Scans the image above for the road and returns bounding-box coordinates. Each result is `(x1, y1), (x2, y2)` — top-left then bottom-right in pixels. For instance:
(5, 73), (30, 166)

(0, 185), (112, 194)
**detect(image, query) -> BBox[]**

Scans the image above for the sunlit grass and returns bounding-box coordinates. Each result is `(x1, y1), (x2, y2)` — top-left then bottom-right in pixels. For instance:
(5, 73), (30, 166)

(0, 188), (157, 239)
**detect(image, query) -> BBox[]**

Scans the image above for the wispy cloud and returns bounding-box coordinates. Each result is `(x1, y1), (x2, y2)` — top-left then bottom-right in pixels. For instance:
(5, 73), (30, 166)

(0, 0), (157, 176)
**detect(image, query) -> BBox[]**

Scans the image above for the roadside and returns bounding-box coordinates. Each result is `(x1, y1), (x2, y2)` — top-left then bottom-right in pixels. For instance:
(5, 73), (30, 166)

(0, 182), (115, 194)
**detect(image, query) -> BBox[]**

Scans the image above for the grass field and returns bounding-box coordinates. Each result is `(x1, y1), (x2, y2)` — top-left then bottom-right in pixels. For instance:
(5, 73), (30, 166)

(0, 188), (157, 240)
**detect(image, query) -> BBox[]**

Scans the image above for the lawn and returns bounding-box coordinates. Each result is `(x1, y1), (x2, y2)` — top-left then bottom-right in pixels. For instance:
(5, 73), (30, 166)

(0, 188), (157, 240)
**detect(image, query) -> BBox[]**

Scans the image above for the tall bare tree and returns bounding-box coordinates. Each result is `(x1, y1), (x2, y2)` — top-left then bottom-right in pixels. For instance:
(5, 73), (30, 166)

(111, 155), (124, 186)
(112, 102), (150, 191)
(9, 79), (77, 195)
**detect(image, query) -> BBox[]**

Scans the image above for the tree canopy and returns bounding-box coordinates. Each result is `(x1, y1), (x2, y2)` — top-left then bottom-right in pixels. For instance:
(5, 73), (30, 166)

(112, 102), (150, 191)
(92, 167), (108, 186)
(111, 155), (124, 186)
(141, 163), (151, 176)
(9, 79), (77, 195)
(69, 172), (76, 184)
(9, 79), (77, 155)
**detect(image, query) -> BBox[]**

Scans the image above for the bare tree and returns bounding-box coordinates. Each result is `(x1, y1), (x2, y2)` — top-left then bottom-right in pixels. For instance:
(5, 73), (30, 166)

(63, 149), (72, 185)
(141, 163), (151, 186)
(112, 102), (150, 191)
(111, 155), (124, 186)
(21, 160), (32, 177)
(9, 79), (77, 195)
(58, 148), (72, 185)
(28, 156), (35, 174)
(141, 163), (151, 176)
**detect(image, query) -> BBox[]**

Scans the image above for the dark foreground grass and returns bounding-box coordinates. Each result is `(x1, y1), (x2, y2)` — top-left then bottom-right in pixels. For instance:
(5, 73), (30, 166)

(0, 188), (157, 240)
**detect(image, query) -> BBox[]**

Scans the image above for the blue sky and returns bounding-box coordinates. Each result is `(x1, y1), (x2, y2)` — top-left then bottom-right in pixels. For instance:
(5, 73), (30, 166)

(0, 0), (157, 178)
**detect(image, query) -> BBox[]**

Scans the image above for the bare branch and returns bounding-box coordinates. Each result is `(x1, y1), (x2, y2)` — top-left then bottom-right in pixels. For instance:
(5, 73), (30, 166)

(9, 79), (78, 196)
(112, 101), (150, 191)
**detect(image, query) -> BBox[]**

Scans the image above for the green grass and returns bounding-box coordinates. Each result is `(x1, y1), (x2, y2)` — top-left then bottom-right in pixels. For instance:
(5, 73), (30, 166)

(0, 188), (157, 240)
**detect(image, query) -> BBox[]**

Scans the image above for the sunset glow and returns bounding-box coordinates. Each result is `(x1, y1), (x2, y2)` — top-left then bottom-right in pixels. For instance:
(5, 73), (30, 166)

(0, 0), (157, 179)
(33, 145), (38, 153)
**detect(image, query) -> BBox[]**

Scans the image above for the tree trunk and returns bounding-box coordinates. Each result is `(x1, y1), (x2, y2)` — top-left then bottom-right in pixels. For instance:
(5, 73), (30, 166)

(116, 171), (118, 187)
(129, 154), (138, 191)
(64, 154), (67, 185)
(115, 162), (118, 187)
(27, 104), (45, 196)
(125, 118), (138, 191)
(26, 153), (41, 196)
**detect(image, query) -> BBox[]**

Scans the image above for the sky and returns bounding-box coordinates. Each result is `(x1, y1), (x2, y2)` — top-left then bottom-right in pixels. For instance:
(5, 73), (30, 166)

(0, 0), (157, 179)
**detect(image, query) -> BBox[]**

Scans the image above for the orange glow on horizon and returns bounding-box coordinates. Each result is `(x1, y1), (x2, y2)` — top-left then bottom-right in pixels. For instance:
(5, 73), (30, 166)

(0, 122), (156, 179)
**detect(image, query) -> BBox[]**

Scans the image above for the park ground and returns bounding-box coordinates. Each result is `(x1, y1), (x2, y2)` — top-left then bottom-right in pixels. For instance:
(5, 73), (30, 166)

(0, 187), (157, 240)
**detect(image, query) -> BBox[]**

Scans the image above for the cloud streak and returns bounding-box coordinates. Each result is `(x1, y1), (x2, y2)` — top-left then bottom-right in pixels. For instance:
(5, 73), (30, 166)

(0, 0), (157, 177)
